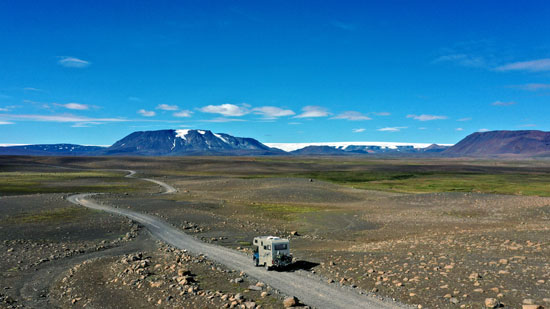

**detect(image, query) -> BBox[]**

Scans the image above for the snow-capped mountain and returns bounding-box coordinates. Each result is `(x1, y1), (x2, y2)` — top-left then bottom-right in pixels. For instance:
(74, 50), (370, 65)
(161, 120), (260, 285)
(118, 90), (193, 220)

(105, 129), (283, 155)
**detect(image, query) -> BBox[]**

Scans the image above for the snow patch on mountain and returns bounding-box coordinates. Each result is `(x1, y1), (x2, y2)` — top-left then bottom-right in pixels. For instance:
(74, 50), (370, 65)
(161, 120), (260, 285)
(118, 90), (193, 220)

(265, 141), (453, 152)
(175, 129), (190, 140)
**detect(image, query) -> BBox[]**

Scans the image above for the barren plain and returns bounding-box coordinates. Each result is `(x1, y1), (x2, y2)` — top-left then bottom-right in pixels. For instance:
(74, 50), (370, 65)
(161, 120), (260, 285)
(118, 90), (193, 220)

(1, 155), (549, 308)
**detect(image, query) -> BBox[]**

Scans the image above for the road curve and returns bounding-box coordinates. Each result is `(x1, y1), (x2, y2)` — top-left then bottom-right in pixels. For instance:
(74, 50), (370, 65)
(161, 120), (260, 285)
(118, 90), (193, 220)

(67, 171), (405, 309)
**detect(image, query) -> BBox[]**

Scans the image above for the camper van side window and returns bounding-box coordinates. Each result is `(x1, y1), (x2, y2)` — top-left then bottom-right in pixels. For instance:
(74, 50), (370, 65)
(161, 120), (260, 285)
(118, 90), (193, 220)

(267, 245), (271, 250)
(274, 244), (287, 250)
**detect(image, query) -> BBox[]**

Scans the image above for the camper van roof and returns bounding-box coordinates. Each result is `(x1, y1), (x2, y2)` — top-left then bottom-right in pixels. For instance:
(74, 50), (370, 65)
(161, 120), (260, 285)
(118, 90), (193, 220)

(267, 236), (280, 240)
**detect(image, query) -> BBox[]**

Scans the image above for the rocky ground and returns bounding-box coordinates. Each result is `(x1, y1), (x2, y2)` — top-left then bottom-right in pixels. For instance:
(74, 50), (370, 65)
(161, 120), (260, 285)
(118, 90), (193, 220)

(51, 242), (287, 308)
(1, 156), (549, 308)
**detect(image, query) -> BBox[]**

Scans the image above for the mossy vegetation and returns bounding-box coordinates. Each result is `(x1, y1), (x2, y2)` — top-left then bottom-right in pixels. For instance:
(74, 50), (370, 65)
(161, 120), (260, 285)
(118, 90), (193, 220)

(6, 206), (90, 224)
(0, 171), (139, 195)
(286, 171), (550, 197)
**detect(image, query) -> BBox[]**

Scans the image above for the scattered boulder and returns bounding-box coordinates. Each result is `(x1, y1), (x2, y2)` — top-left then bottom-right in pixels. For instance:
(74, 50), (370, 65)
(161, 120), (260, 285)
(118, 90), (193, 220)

(283, 296), (299, 307)
(485, 298), (500, 308)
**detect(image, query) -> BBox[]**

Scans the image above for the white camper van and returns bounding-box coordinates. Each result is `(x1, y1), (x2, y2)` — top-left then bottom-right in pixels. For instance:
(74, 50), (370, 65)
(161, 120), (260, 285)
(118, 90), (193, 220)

(252, 236), (292, 270)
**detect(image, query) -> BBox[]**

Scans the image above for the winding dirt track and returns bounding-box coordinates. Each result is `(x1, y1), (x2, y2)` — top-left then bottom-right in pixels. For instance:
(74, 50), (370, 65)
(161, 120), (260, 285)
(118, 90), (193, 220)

(67, 170), (405, 309)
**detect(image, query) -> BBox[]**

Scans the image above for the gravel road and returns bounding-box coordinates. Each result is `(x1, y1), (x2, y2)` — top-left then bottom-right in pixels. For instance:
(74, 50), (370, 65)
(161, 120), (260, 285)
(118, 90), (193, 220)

(67, 170), (405, 309)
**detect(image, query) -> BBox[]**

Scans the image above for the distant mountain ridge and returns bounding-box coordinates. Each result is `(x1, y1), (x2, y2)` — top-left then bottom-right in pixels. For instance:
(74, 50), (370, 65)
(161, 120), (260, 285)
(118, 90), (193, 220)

(443, 130), (550, 157)
(1, 129), (549, 157)
(105, 129), (282, 155)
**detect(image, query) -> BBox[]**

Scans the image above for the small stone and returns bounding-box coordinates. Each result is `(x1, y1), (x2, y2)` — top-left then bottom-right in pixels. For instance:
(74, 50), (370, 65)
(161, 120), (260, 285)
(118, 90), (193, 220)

(244, 301), (256, 309)
(485, 298), (499, 308)
(523, 299), (536, 305)
(283, 296), (299, 308)
(522, 306), (544, 309)
(261, 291), (268, 298)
(450, 297), (459, 304)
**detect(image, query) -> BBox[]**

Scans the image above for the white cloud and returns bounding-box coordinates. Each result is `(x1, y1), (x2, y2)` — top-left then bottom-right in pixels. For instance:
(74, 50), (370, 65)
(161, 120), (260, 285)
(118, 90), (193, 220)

(173, 110), (193, 117)
(156, 104), (179, 111)
(418, 127), (427, 130)
(0, 121), (14, 125)
(491, 101), (516, 106)
(57, 56), (90, 68)
(0, 108), (9, 112)
(456, 127), (464, 131)
(200, 104), (249, 116)
(252, 106), (295, 118)
(478, 128), (490, 132)
(457, 117), (472, 121)
(331, 111), (371, 121)
(352, 128), (365, 133)
(295, 106), (330, 118)
(495, 58), (550, 72)
(407, 114), (447, 121)
(137, 109), (156, 117)
(56, 103), (89, 110)
(377, 127), (407, 132)
(373, 112), (391, 116)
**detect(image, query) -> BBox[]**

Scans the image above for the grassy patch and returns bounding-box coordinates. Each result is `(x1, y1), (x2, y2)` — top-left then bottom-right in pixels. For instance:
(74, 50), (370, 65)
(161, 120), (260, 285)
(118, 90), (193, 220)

(6, 206), (89, 224)
(0, 171), (138, 195)
(289, 171), (550, 197)
(247, 203), (320, 221)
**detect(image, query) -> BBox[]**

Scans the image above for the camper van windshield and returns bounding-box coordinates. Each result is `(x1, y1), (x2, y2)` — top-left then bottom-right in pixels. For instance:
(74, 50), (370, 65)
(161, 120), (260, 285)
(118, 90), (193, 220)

(274, 244), (287, 250)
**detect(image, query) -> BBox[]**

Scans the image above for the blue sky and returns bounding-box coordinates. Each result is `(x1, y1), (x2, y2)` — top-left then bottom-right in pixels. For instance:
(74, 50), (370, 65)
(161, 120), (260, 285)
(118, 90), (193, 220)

(1, 0), (549, 145)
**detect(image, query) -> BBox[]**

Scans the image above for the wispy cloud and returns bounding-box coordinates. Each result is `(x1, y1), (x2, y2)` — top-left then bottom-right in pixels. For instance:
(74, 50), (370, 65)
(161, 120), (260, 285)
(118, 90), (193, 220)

(491, 101), (516, 106)
(407, 114), (447, 121)
(57, 56), (90, 68)
(456, 127), (464, 131)
(519, 124), (537, 127)
(137, 109), (156, 117)
(433, 54), (486, 68)
(0, 113), (126, 123)
(331, 111), (371, 121)
(331, 21), (356, 31)
(55, 103), (90, 110)
(156, 104), (179, 111)
(495, 58), (550, 72)
(478, 128), (490, 132)
(352, 128), (365, 133)
(295, 106), (330, 118)
(512, 83), (550, 91)
(23, 87), (43, 92)
(377, 127), (407, 132)
(173, 110), (193, 117)
(457, 117), (472, 122)
(201, 117), (246, 123)
(372, 112), (391, 116)
(200, 103), (249, 117)
(0, 121), (14, 125)
(252, 106), (295, 118)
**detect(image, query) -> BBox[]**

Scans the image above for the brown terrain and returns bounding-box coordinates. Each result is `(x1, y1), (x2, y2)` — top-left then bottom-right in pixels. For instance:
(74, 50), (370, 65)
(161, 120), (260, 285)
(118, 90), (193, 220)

(1, 155), (549, 308)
